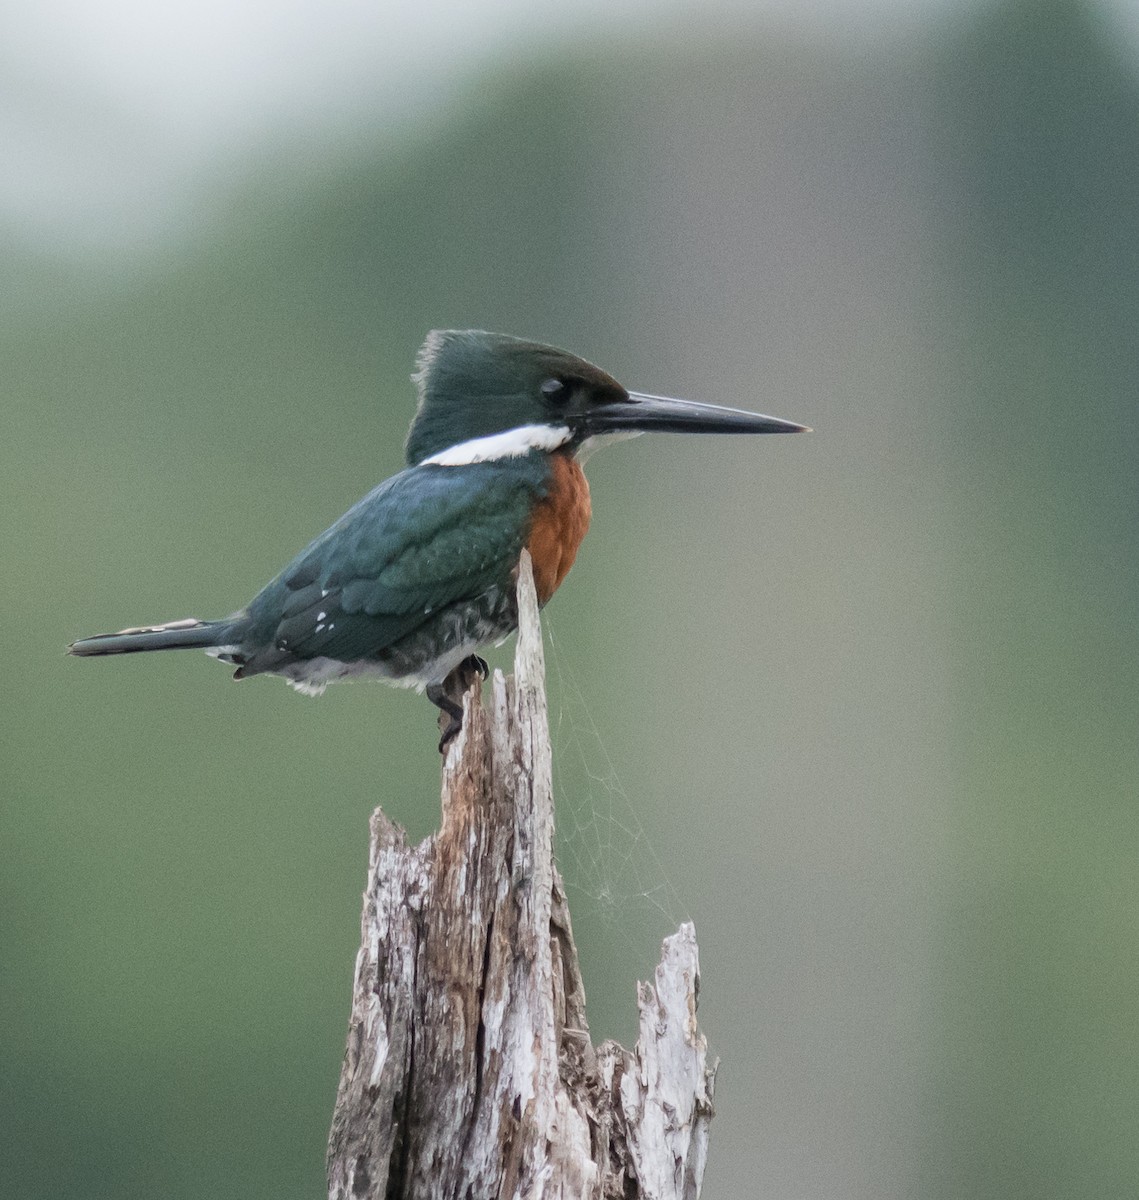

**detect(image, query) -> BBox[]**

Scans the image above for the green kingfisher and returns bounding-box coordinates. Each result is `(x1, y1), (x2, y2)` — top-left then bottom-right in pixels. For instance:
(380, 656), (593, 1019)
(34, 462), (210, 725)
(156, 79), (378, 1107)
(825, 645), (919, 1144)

(70, 330), (808, 748)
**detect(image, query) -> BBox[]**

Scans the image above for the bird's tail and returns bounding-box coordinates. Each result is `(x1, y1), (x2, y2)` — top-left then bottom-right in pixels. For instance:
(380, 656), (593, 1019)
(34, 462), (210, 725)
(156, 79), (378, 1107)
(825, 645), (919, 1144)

(69, 617), (234, 657)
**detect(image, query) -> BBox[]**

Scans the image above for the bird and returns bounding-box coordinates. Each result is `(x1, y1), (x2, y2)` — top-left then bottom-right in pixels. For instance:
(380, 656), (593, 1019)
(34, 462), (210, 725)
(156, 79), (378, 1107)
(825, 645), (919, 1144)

(70, 330), (808, 749)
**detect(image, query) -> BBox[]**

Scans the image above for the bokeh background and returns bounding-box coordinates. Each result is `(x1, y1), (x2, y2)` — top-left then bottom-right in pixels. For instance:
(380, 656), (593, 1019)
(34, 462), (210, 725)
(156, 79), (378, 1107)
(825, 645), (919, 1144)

(4, 0), (1138, 1196)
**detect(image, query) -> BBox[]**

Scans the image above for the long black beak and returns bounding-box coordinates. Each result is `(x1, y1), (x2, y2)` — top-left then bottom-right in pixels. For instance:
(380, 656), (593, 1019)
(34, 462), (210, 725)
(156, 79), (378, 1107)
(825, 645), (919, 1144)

(586, 391), (811, 436)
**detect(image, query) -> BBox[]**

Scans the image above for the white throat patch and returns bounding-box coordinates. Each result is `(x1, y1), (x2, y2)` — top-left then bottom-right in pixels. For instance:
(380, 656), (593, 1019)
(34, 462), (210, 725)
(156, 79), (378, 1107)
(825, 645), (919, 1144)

(574, 429), (643, 463)
(422, 423), (573, 467)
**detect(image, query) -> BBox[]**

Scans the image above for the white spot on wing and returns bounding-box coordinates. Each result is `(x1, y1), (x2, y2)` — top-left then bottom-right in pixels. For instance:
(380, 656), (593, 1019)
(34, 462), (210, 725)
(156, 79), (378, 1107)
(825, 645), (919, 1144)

(422, 423), (572, 467)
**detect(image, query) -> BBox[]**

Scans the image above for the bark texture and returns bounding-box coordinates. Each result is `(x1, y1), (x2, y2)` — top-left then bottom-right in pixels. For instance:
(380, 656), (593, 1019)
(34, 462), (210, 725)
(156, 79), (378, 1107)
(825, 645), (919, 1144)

(327, 553), (716, 1199)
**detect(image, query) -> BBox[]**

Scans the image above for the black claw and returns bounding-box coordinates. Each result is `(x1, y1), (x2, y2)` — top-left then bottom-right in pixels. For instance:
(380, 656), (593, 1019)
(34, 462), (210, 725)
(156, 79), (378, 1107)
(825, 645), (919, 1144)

(462, 654), (489, 680)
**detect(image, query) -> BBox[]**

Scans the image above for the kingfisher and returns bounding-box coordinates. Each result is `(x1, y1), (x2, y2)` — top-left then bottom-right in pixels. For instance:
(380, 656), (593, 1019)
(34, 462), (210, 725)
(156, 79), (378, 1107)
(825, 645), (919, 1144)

(70, 330), (808, 748)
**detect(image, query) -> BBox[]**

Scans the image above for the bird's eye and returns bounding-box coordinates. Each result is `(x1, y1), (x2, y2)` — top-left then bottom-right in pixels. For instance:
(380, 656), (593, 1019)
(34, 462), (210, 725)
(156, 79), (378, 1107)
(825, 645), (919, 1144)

(540, 378), (570, 405)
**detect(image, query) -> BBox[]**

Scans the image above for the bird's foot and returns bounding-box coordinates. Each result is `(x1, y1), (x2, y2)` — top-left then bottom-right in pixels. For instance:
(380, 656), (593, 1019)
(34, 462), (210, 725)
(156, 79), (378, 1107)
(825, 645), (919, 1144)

(426, 683), (464, 753)
(427, 657), (488, 754)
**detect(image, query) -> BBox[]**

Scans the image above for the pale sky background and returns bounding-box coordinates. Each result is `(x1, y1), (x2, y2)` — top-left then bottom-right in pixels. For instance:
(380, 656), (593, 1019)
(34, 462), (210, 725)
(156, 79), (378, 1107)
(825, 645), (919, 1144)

(0, 0), (1016, 255)
(7, 0), (1138, 257)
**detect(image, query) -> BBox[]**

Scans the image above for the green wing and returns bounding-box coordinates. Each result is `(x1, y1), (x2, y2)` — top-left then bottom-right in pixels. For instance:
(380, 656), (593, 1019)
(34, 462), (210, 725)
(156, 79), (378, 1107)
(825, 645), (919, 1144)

(241, 457), (550, 666)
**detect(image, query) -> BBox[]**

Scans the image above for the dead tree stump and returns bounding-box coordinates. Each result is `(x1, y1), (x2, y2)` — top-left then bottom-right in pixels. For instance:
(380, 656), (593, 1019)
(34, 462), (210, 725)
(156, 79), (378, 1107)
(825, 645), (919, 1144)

(327, 553), (716, 1199)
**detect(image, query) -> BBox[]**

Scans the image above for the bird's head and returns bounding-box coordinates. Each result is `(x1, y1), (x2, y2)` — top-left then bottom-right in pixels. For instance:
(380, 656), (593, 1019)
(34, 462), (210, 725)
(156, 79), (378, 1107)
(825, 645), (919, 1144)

(405, 329), (808, 467)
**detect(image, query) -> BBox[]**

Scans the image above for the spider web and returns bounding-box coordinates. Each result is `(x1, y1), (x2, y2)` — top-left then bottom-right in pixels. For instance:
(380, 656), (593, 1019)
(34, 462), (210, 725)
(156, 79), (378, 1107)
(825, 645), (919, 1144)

(543, 623), (689, 974)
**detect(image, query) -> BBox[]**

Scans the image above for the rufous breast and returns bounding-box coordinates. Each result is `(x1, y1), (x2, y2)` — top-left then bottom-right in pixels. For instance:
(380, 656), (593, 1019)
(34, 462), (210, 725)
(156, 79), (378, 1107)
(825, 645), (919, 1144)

(525, 453), (592, 605)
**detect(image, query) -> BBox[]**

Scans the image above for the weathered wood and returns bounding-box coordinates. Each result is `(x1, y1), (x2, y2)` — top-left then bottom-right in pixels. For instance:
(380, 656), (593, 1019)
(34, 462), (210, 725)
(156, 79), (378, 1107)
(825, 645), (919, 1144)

(328, 552), (716, 1199)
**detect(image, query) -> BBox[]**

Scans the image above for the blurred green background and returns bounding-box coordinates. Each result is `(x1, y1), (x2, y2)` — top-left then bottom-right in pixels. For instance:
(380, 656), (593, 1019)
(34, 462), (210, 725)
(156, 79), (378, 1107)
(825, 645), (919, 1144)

(3, 0), (1138, 1196)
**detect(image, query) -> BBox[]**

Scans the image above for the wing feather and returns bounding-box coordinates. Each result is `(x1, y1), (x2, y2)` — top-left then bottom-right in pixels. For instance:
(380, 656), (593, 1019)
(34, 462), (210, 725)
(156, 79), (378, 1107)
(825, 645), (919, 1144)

(242, 458), (549, 666)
